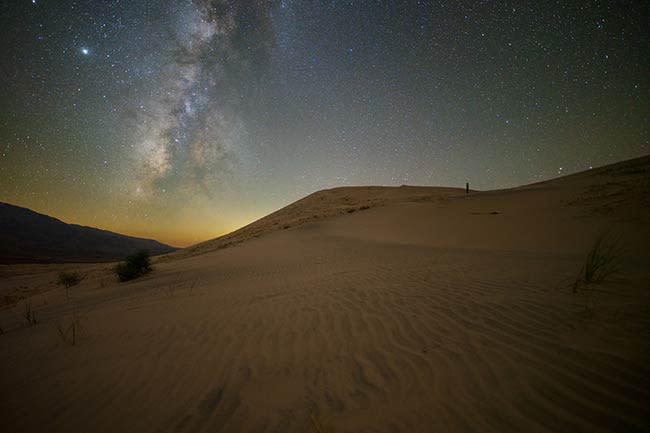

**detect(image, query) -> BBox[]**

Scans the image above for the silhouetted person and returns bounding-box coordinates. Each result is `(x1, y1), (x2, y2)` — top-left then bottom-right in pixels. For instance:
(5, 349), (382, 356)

(466, 182), (469, 194)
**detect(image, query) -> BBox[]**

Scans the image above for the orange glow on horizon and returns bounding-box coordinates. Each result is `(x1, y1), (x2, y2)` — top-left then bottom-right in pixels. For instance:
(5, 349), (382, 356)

(2, 196), (256, 249)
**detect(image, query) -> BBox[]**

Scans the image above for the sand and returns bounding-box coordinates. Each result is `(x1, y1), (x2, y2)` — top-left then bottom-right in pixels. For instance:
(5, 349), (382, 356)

(1, 156), (649, 432)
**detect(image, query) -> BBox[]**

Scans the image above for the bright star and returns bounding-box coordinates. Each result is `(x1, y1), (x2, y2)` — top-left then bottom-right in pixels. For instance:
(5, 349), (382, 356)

(81, 47), (89, 55)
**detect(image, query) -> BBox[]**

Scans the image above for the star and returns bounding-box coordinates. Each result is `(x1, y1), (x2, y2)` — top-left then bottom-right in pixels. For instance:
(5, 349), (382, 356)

(81, 47), (89, 56)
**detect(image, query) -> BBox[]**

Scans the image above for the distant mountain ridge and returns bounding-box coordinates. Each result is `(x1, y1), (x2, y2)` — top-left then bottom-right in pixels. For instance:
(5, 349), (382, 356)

(0, 202), (176, 263)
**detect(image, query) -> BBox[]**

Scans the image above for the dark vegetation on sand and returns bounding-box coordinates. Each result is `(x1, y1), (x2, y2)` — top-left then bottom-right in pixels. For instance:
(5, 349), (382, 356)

(115, 250), (152, 282)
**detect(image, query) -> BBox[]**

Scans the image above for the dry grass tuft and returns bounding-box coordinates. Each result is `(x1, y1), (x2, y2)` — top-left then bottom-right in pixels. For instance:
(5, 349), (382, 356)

(309, 413), (326, 433)
(22, 298), (38, 326)
(572, 233), (624, 311)
(55, 308), (82, 346)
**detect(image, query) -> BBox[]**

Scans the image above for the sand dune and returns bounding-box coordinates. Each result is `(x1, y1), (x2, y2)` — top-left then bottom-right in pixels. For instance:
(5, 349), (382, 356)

(1, 156), (649, 432)
(175, 155), (650, 260)
(171, 185), (462, 259)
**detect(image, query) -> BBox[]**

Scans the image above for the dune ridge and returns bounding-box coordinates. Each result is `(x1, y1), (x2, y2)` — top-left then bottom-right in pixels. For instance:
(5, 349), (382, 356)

(172, 186), (462, 259)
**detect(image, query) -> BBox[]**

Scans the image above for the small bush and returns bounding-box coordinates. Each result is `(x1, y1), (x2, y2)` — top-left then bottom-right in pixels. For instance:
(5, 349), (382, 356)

(115, 250), (151, 282)
(58, 272), (82, 288)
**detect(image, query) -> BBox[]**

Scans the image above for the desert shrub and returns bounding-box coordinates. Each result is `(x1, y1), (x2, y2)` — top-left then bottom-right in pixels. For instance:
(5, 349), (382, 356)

(115, 250), (151, 282)
(58, 272), (82, 288)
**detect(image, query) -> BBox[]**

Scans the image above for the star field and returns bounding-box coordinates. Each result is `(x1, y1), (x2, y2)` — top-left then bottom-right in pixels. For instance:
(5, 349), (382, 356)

(1, 1), (648, 246)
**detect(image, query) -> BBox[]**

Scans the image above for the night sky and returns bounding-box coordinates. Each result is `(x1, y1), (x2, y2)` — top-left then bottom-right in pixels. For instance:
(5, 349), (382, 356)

(1, 1), (648, 246)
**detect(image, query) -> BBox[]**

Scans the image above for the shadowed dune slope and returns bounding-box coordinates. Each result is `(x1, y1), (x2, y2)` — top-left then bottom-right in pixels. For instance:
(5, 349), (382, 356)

(0, 155), (649, 433)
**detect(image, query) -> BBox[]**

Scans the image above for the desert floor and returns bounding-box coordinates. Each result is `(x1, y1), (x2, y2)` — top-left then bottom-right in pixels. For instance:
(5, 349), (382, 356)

(1, 157), (649, 433)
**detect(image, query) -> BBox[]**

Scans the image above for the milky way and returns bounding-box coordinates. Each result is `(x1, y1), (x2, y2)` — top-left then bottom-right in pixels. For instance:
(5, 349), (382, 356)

(133, 0), (275, 200)
(1, 1), (648, 245)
